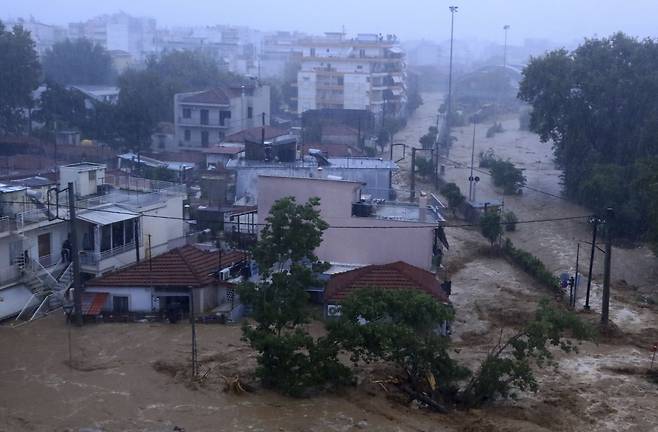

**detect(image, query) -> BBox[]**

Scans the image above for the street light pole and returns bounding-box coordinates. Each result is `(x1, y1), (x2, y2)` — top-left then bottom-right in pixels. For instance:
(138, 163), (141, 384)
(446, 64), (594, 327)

(445, 6), (458, 153)
(503, 25), (510, 71)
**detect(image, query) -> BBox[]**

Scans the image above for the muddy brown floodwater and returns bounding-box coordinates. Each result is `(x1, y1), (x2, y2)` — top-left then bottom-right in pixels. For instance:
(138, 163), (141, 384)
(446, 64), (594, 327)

(1, 93), (657, 432)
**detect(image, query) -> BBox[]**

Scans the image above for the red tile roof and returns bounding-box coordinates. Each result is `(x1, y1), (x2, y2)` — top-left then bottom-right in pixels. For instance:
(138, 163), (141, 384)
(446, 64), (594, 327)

(86, 245), (247, 288)
(203, 145), (244, 155)
(223, 126), (289, 143)
(324, 261), (448, 303)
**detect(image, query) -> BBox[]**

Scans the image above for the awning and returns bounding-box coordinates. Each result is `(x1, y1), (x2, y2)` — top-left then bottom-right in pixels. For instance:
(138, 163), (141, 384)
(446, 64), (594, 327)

(81, 292), (109, 316)
(78, 205), (138, 226)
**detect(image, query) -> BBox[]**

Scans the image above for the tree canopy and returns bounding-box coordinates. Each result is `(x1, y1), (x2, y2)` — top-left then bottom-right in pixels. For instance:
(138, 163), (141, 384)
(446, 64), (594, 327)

(42, 38), (114, 85)
(519, 33), (658, 245)
(0, 21), (40, 134)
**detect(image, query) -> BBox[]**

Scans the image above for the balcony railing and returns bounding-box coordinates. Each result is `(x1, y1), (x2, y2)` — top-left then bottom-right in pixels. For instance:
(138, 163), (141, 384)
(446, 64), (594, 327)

(80, 241), (137, 266)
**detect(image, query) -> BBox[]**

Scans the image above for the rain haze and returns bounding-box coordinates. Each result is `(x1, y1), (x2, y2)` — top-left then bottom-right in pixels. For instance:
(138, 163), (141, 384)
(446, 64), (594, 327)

(4, 0), (658, 43)
(2, 0), (658, 431)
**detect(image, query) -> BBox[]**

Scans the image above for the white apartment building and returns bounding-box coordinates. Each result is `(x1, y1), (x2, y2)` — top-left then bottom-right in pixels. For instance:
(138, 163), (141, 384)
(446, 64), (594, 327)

(297, 32), (407, 123)
(173, 84), (270, 151)
(68, 12), (156, 62)
(0, 163), (187, 322)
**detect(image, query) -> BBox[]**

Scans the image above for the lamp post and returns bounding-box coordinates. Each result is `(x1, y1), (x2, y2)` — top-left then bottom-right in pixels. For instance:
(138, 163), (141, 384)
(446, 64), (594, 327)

(445, 6), (458, 152)
(503, 25), (510, 70)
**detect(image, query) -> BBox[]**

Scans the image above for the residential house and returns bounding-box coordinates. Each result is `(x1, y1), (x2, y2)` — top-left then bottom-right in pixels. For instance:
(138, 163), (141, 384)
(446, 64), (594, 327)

(257, 175), (445, 271)
(68, 85), (120, 105)
(297, 32), (407, 124)
(116, 152), (195, 182)
(173, 84), (270, 151)
(323, 261), (450, 318)
(85, 245), (247, 319)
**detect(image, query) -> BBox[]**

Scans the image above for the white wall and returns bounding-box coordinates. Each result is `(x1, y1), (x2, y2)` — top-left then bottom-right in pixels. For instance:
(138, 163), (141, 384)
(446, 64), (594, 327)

(86, 286), (153, 312)
(257, 176), (434, 270)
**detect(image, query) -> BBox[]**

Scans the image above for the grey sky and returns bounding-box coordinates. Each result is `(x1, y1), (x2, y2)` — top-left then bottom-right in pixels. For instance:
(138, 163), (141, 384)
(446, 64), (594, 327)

(3, 0), (657, 45)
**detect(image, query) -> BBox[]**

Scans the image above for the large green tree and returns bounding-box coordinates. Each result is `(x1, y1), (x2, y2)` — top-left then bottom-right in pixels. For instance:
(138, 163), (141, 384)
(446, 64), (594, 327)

(519, 33), (658, 244)
(239, 197), (351, 396)
(42, 38), (114, 85)
(0, 21), (40, 134)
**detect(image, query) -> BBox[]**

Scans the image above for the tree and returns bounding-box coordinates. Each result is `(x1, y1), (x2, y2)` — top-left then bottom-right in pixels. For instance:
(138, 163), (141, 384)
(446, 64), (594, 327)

(480, 211), (503, 247)
(144, 50), (244, 122)
(115, 69), (168, 152)
(489, 158), (526, 195)
(328, 288), (468, 411)
(459, 299), (593, 407)
(33, 81), (87, 131)
(239, 197), (351, 396)
(415, 156), (434, 179)
(440, 182), (465, 217)
(42, 38), (114, 85)
(329, 291), (593, 410)
(419, 126), (438, 149)
(518, 33), (658, 247)
(0, 21), (40, 134)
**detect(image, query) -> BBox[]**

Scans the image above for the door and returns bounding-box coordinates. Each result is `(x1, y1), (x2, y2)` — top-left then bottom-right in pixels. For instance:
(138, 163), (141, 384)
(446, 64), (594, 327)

(38, 233), (51, 266)
(112, 296), (129, 313)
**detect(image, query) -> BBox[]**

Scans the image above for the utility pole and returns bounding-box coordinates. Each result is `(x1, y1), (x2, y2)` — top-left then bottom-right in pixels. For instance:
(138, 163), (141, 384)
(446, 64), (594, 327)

(134, 217), (140, 263)
(410, 147), (417, 201)
(67, 183), (83, 327)
(445, 6), (458, 153)
(468, 121), (476, 201)
(584, 216), (600, 310)
(573, 242), (580, 308)
(261, 112), (266, 147)
(189, 286), (197, 377)
(601, 208), (614, 325)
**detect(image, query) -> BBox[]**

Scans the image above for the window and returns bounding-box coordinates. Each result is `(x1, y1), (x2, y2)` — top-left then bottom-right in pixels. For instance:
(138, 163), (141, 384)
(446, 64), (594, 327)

(337, 77), (344, 85)
(200, 109), (209, 125)
(89, 170), (96, 181)
(101, 225), (112, 252)
(158, 134), (166, 149)
(220, 110), (231, 126)
(112, 221), (125, 248)
(184, 129), (191, 141)
(247, 107), (253, 119)
(310, 47), (316, 57)
(201, 131), (209, 147)
(182, 107), (191, 119)
(359, 49), (366, 58)
(125, 219), (135, 245)
(113, 296), (129, 313)
(357, 65), (363, 70)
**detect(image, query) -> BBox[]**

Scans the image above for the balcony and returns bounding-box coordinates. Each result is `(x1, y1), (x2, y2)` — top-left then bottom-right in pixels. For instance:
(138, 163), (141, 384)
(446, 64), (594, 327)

(80, 241), (137, 266)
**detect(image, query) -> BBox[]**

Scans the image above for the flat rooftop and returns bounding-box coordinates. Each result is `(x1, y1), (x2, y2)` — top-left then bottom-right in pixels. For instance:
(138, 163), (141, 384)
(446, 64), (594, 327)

(371, 201), (445, 223)
(227, 156), (397, 170)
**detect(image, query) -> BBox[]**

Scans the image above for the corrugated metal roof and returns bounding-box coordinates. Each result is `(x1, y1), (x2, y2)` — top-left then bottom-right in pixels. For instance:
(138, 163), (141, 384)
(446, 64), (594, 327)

(77, 205), (138, 226)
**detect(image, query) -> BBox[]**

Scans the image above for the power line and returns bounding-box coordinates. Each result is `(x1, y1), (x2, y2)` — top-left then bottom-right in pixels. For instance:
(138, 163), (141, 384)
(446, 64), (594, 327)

(4, 200), (592, 230)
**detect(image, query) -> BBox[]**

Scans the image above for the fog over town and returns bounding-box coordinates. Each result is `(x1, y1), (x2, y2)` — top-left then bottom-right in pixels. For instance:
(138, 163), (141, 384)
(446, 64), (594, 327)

(1, 1), (657, 431)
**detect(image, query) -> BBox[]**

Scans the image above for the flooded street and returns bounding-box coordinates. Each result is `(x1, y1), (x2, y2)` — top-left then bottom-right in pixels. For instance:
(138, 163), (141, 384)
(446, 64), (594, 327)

(0, 93), (657, 432)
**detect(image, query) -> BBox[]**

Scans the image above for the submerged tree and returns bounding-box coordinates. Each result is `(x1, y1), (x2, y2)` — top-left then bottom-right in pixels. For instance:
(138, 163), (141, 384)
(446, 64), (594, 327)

(239, 197), (351, 396)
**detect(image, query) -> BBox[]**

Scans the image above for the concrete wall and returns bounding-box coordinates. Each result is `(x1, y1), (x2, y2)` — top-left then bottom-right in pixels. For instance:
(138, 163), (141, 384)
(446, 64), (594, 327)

(257, 176), (434, 270)
(86, 286), (153, 312)
(234, 165), (391, 203)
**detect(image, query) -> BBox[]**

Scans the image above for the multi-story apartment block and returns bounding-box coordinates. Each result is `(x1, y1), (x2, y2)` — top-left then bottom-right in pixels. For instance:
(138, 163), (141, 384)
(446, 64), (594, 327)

(173, 84), (270, 151)
(259, 31), (305, 79)
(68, 12), (156, 62)
(297, 32), (407, 123)
(0, 163), (187, 322)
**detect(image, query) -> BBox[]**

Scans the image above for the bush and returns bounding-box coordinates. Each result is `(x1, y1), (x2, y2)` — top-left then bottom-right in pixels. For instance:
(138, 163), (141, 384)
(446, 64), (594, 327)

(441, 182), (466, 216)
(415, 156), (434, 178)
(502, 239), (561, 293)
(489, 159), (526, 194)
(479, 211), (503, 246)
(479, 148), (497, 168)
(504, 211), (519, 231)
(485, 122), (504, 138)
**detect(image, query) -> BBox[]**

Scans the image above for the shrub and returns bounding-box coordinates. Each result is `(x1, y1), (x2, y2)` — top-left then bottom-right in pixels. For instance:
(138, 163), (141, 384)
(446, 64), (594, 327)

(504, 211), (519, 231)
(489, 159), (526, 194)
(441, 182), (465, 216)
(480, 211), (502, 246)
(502, 238), (561, 293)
(479, 148), (497, 168)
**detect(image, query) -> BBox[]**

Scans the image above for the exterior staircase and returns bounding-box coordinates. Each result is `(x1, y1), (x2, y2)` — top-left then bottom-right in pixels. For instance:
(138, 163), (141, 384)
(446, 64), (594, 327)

(14, 259), (74, 323)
